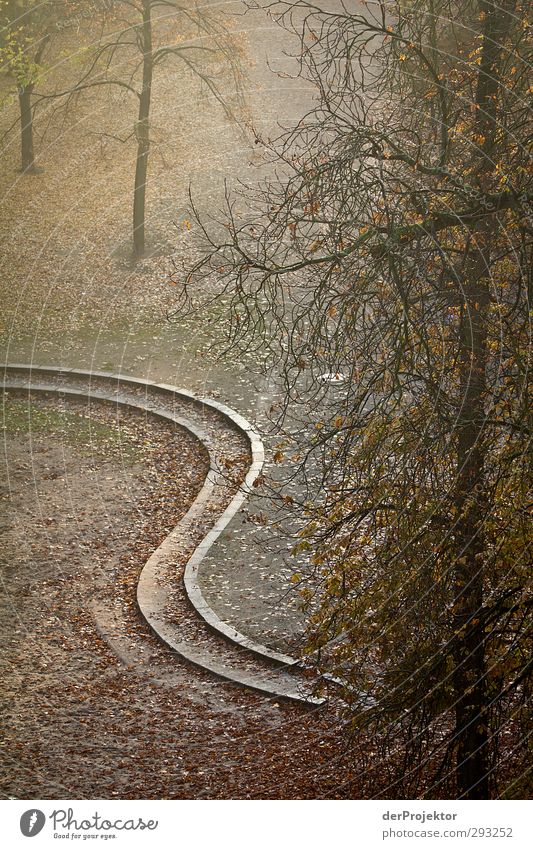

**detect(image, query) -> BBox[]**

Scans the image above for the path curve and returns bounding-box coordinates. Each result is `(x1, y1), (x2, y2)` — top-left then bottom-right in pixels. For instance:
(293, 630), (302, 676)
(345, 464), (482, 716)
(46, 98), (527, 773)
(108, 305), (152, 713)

(2, 364), (324, 705)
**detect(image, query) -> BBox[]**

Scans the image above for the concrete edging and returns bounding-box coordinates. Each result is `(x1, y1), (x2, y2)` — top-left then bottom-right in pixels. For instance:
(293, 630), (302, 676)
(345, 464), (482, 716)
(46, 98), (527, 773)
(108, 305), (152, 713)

(2, 364), (301, 675)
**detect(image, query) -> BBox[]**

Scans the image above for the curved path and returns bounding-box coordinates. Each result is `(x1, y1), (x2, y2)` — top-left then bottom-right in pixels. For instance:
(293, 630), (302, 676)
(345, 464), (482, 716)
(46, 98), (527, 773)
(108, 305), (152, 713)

(2, 364), (324, 705)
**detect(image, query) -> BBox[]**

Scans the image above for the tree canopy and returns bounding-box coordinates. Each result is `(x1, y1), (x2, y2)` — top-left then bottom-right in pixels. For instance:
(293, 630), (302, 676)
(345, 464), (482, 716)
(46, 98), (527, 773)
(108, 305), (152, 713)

(176, 0), (533, 798)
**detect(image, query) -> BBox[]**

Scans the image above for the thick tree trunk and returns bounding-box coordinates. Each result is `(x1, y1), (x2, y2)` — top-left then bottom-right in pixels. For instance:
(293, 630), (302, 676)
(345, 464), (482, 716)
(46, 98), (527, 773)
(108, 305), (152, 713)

(18, 85), (36, 172)
(452, 0), (517, 799)
(453, 263), (490, 799)
(14, 21), (50, 174)
(133, 1), (153, 258)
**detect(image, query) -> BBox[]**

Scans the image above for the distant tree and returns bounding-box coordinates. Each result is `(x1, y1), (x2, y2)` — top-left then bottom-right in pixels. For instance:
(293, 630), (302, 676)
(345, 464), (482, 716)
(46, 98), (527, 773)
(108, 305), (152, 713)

(1, 0), (53, 171)
(44, 0), (243, 257)
(0, 0), (96, 171)
(177, 0), (532, 798)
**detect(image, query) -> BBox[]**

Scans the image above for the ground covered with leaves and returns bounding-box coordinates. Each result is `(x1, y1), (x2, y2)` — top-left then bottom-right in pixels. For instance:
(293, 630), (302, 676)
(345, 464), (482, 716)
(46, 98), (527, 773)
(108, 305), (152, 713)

(0, 3), (382, 801)
(0, 394), (366, 799)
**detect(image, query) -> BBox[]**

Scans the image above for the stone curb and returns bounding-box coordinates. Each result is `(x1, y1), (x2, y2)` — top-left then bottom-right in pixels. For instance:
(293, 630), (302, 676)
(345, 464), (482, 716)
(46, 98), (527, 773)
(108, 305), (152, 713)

(2, 363), (297, 666)
(3, 365), (320, 705)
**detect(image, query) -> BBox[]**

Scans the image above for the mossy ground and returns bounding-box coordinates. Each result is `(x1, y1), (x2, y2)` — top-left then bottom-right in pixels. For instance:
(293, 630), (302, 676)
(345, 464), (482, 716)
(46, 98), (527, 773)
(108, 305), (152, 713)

(1, 395), (140, 462)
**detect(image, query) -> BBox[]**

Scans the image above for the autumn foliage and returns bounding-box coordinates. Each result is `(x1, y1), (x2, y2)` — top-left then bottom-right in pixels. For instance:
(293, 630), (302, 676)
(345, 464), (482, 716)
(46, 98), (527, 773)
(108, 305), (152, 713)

(180, 0), (532, 798)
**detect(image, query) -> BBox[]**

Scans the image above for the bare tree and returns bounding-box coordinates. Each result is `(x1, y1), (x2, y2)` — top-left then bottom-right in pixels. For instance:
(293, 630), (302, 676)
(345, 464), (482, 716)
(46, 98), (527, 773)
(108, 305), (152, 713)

(175, 0), (532, 798)
(40, 0), (244, 257)
(0, 0), (89, 171)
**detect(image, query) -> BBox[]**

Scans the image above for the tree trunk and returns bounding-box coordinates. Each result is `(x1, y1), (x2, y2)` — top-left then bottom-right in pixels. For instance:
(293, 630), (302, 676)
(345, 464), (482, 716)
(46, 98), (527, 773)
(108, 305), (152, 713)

(18, 85), (36, 172)
(453, 261), (490, 799)
(133, 1), (153, 258)
(452, 0), (516, 799)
